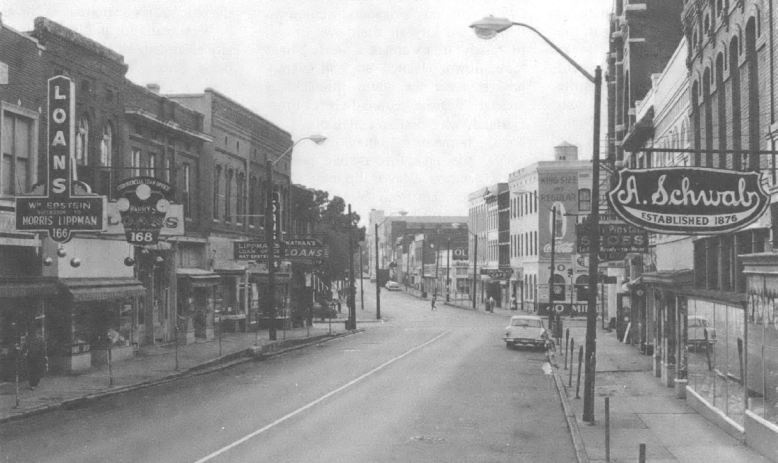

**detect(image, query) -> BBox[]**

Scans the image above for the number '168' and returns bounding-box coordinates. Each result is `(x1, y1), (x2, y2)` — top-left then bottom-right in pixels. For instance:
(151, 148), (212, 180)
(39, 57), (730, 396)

(130, 232), (154, 242)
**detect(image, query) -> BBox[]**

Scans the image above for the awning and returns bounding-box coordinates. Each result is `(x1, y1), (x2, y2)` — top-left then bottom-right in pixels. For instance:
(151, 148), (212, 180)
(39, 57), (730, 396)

(60, 278), (146, 302)
(176, 268), (221, 287)
(247, 272), (291, 284)
(0, 277), (59, 299)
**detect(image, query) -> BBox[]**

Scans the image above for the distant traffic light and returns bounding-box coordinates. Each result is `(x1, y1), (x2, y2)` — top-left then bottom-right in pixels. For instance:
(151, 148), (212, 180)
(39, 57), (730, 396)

(567, 268), (573, 278)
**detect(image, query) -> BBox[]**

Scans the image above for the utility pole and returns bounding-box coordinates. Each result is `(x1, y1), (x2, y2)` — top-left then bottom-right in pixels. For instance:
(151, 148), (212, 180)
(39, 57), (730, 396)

(446, 238), (451, 302)
(375, 223), (381, 319)
(347, 204), (356, 330)
(265, 159), (277, 341)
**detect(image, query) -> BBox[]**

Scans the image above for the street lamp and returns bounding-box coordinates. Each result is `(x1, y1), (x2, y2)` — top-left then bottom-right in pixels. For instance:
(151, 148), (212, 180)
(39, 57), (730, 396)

(374, 211), (408, 320)
(471, 16), (602, 423)
(266, 134), (326, 341)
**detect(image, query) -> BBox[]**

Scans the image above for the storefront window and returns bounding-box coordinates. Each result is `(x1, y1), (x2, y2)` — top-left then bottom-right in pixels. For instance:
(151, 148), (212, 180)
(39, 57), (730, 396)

(687, 299), (746, 425)
(747, 276), (778, 426)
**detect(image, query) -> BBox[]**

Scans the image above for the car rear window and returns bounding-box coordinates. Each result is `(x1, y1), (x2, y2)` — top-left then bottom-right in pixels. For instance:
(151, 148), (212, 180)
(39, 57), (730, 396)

(511, 319), (541, 327)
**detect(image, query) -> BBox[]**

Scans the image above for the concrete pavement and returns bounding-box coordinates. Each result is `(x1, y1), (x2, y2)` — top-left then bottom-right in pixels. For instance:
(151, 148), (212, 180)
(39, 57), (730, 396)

(0, 308), (380, 424)
(444, 294), (771, 463)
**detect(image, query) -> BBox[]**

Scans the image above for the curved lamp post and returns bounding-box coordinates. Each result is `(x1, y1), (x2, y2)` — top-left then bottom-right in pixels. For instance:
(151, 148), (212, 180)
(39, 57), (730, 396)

(374, 210), (408, 319)
(266, 134), (326, 341)
(471, 16), (601, 423)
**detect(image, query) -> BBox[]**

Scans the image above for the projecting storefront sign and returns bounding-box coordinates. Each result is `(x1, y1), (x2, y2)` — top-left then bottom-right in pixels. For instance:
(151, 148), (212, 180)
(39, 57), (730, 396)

(234, 240), (285, 261)
(576, 221), (648, 262)
(452, 247), (468, 261)
(609, 167), (769, 235)
(480, 268), (512, 280)
(15, 76), (105, 243)
(114, 177), (174, 244)
(284, 237), (329, 264)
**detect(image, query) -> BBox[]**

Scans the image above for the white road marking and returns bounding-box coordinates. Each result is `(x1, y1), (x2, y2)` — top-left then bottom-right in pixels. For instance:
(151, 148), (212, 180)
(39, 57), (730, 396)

(193, 330), (452, 463)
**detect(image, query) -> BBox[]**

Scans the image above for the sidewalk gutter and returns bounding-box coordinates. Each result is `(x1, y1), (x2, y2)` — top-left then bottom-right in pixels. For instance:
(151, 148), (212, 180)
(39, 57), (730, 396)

(0, 329), (362, 425)
(550, 360), (590, 463)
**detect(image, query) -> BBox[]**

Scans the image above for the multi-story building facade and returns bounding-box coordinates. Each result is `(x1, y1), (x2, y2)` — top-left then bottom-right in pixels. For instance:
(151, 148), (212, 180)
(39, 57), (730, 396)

(621, 37), (692, 384)
(468, 183), (507, 308)
(609, 0), (778, 455)
(0, 15), (305, 374)
(0, 15), (48, 380)
(368, 211), (467, 287)
(508, 144), (592, 315)
(169, 89), (295, 335)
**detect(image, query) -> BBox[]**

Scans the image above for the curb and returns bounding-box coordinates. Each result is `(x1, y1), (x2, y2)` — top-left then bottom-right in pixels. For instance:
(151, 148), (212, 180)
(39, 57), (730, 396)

(0, 329), (362, 425)
(550, 360), (590, 463)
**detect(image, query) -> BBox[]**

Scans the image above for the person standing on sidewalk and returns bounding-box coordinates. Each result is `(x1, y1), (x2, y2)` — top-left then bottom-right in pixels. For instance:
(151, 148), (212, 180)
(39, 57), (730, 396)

(25, 329), (46, 390)
(431, 294), (437, 310)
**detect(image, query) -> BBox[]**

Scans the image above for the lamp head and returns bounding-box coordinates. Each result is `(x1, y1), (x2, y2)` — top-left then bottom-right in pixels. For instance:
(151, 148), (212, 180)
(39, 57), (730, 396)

(309, 134), (327, 145)
(470, 16), (513, 40)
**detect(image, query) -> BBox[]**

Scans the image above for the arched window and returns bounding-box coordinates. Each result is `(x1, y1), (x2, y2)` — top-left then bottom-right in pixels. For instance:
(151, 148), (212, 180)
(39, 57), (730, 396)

(225, 168), (234, 222)
(729, 36), (743, 170)
(76, 116), (89, 165)
(551, 274), (566, 301)
(236, 172), (246, 224)
(100, 123), (112, 166)
(575, 275), (589, 301)
(249, 175), (258, 227)
(746, 18), (760, 171)
(213, 165), (222, 220)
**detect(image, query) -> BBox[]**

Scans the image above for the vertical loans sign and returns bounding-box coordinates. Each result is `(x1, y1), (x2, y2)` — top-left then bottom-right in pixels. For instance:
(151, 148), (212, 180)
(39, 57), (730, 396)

(15, 75), (105, 242)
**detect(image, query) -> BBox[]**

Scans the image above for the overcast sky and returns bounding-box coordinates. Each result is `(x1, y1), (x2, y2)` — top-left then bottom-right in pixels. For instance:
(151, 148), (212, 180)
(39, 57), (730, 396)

(3, 0), (613, 224)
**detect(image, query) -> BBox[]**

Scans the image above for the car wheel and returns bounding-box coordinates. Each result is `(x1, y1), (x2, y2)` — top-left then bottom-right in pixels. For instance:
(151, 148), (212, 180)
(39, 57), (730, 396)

(506, 342), (513, 349)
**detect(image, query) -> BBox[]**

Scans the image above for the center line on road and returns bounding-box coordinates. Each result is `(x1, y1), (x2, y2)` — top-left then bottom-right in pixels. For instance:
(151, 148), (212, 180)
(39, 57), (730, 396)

(193, 330), (452, 463)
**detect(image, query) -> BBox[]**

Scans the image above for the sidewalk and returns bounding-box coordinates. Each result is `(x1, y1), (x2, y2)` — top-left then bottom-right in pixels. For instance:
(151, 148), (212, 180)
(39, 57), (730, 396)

(0, 308), (377, 424)
(554, 319), (771, 463)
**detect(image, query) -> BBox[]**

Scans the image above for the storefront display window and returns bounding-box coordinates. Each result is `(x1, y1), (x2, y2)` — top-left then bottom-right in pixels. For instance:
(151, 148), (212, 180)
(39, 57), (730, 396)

(687, 299), (746, 425)
(747, 276), (778, 426)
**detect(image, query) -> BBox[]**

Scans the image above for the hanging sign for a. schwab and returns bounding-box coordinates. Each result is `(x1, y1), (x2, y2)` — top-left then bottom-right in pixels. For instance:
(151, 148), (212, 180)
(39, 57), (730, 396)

(609, 167), (769, 235)
(115, 177), (174, 244)
(15, 75), (105, 243)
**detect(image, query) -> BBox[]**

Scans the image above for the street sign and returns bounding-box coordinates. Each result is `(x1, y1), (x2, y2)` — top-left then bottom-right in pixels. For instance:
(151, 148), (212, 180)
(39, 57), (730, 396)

(16, 75), (105, 243)
(271, 192), (281, 241)
(603, 276), (618, 284)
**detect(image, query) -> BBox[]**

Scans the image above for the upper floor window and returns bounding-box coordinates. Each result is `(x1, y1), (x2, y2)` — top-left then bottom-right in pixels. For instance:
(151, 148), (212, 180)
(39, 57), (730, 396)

(183, 163), (191, 218)
(131, 148), (141, 178)
(2, 111), (35, 196)
(578, 189), (591, 211)
(76, 116), (89, 165)
(100, 123), (112, 166)
(225, 168), (234, 222)
(213, 165), (222, 220)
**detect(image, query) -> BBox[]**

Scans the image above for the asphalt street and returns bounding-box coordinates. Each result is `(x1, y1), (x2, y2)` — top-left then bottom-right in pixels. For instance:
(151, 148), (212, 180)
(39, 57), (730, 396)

(0, 285), (576, 463)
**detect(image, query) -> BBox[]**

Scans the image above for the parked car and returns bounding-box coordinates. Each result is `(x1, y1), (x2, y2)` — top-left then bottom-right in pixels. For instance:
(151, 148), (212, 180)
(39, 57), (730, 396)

(688, 315), (716, 350)
(385, 281), (401, 291)
(504, 315), (547, 350)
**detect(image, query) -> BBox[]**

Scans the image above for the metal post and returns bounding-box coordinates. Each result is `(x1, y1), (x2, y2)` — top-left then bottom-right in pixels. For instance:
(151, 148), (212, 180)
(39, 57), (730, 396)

(360, 246), (364, 311)
(347, 204), (356, 330)
(446, 238), (451, 302)
(569, 338), (574, 387)
(434, 243), (440, 296)
(174, 322), (179, 371)
(576, 345), (583, 399)
(375, 223), (381, 319)
(583, 66), (602, 423)
(421, 236), (426, 297)
(266, 159), (277, 341)
(548, 204), (557, 327)
(472, 234), (478, 309)
(405, 240), (410, 291)
(605, 397), (611, 462)
(108, 344), (113, 387)
(217, 310), (222, 357)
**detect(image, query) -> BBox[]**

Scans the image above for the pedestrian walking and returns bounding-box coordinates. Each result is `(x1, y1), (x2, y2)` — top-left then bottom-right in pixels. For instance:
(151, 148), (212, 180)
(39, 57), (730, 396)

(431, 294), (437, 310)
(25, 329), (46, 390)
(488, 296), (495, 313)
(510, 296), (517, 311)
